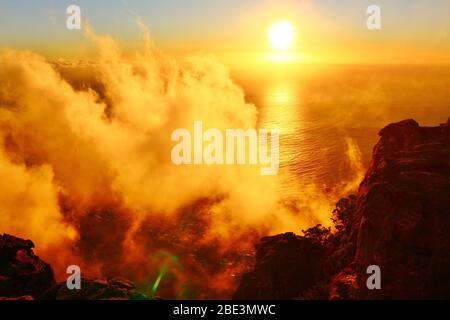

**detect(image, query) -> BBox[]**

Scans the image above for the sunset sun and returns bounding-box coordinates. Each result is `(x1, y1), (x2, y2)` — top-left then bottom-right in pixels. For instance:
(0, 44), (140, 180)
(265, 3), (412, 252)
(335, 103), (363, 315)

(269, 20), (295, 51)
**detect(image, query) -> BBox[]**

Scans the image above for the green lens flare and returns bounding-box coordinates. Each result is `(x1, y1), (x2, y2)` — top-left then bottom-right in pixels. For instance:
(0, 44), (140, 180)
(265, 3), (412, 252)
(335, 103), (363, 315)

(151, 265), (168, 296)
(148, 250), (182, 298)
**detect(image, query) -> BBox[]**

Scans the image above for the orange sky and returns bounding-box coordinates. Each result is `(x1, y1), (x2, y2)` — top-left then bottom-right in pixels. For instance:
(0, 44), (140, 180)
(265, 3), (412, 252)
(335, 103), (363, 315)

(0, 0), (449, 65)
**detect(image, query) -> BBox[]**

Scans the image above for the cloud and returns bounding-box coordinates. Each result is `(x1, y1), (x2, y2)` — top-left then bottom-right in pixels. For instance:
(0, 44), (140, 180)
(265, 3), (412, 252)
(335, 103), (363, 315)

(0, 27), (339, 297)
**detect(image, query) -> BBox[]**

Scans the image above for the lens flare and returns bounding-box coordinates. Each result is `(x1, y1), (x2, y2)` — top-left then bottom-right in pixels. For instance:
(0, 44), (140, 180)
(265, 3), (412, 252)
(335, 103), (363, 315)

(149, 250), (182, 298)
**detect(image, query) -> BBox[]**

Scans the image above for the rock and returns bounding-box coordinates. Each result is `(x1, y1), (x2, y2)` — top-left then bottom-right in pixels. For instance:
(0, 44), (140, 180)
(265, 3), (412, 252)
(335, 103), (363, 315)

(43, 277), (147, 300)
(234, 232), (325, 299)
(0, 234), (55, 299)
(235, 117), (450, 300)
(0, 295), (34, 300)
(0, 234), (148, 300)
(353, 117), (450, 299)
(328, 264), (358, 300)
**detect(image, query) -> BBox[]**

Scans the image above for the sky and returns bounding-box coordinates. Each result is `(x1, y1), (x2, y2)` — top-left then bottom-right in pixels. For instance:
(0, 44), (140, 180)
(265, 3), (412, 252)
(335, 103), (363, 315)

(0, 0), (449, 63)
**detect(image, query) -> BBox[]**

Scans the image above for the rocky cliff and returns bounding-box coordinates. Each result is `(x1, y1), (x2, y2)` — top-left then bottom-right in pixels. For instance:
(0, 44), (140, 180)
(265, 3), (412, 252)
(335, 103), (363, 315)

(235, 118), (450, 300)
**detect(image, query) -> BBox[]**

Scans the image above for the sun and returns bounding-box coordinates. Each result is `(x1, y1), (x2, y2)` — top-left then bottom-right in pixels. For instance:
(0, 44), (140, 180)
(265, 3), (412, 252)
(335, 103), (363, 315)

(269, 20), (295, 51)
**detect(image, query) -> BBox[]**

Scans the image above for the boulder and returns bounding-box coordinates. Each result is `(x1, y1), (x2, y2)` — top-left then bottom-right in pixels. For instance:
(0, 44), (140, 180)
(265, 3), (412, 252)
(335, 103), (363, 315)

(0, 234), (55, 299)
(234, 232), (325, 299)
(44, 277), (147, 300)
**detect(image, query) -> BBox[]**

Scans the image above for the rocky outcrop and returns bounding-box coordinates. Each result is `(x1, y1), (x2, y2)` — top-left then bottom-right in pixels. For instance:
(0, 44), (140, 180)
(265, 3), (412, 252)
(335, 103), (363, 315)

(353, 118), (450, 299)
(235, 117), (450, 300)
(44, 277), (147, 300)
(0, 234), (55, 299)
(234, 233), (325, 299)
(0, 233), (147, 300)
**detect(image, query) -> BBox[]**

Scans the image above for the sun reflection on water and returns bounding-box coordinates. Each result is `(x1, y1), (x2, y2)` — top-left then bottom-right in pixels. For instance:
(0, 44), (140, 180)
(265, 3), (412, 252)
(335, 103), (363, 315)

(258, 84), (301, 136)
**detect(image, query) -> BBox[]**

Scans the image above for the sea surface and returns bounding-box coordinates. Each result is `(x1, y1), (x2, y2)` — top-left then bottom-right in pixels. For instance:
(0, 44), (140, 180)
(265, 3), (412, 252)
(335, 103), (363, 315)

(234, 64), (450, 197)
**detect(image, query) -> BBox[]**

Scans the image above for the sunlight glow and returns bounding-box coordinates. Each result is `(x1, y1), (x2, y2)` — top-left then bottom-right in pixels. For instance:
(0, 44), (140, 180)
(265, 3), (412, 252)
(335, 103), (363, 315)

(269, 20), (295, 51)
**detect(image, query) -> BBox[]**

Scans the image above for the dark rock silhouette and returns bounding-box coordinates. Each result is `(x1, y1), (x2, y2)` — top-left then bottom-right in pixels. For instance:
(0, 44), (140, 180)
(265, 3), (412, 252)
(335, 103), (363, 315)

(353, 118), (450, 299)
(0, 234), (55, 299)
(0, 234), (147, 300)
(235, 117), (450, 300)
(234, 232), (325, 299)
(44, 277), (147, 300)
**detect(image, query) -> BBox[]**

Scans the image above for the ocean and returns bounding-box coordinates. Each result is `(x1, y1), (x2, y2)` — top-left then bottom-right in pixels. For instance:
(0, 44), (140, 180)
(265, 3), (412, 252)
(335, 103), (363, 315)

(234, 64), (450, 198)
